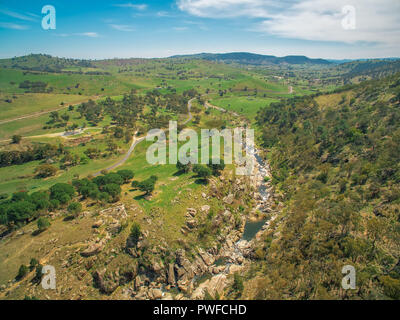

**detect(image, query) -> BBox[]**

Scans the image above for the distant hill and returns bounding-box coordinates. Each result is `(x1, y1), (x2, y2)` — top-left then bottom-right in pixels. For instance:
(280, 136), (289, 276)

(329, 57), (400, 64)
(0, 54), (95, 73)
(339, 59), (400, 81)
(169, 52), (332, 65)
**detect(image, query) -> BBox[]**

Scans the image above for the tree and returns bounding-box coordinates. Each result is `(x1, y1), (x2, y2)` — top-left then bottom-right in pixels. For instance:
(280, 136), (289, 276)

(130, 222), (141, 244)
(116, 170), (134, 183)
(208, 159), (225, 176)
(193, 165), (212, 182)
(35, 164), (57, 178)
(11, 135), (22, 144)
(37, 217), (50, 232)
(67, 202), (82, 218)
(84, 148), (100, 159)
(176, 161), (192, 174)
(232, 272), (244, 298)
(138, 176), (158, 195)
(29, 258), (39, 270)
(103, 183), (121, 202)
(49, 183), (75, 204)
(16, 264), (29, 280)
(114, 127), (124, 139)
(61, 113), (70, 122)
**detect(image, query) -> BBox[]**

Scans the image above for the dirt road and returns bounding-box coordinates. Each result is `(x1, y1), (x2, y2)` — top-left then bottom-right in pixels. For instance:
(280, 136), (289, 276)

(0, 96), (103, 125)
(93, 97), (194, 176)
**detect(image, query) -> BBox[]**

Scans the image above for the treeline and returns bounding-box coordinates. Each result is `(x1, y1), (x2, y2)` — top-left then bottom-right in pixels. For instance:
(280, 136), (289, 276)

(0, 170), (135, 230)
(249, 74), (400, 299)
(19, 80), (48, 93)
(0, 144), (60, 168)
(0, 183), (75, 229)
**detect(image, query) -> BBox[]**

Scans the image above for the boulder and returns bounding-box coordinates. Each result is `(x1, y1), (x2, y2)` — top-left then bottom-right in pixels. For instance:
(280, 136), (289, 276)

(186, 219), (197, 229)
(167, 263), (176, 286)
(150, 288), (163, 300)
(223, 194), (234, 205)
(187, 208), (197, 217)
(81, 240), (105, 257)
(92, 220), (103, 228)
(93, 269), (119, 294)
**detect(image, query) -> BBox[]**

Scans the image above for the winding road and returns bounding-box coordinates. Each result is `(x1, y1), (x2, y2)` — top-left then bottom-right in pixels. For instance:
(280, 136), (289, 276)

(92, 97), (194, 176)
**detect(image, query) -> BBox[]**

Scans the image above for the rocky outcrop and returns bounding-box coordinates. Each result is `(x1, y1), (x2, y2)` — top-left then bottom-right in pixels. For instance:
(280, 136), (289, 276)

(93, 269), (120, 294)
(81, 239), (106, 257)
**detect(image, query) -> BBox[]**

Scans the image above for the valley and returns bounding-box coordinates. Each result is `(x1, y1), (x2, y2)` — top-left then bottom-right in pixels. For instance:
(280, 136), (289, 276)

(0, 53), (399, 301)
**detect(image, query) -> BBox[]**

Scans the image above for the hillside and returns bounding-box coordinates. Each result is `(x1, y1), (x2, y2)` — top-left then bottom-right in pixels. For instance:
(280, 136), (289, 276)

(339, 60), (400, 83)
(0, 54), (95, 73)
(170, 52), (332, 66)
(242, 73), (400, 299)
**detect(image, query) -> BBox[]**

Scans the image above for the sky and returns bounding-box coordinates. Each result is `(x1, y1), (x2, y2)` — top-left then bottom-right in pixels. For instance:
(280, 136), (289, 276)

(0, 0), (399, 60)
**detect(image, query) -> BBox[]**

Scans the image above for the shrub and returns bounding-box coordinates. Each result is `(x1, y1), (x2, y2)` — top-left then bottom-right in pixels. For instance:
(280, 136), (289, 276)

(16, 264), (29, 280)
(130, 223), (141, 243)
(11, 135), (22, 144)
(37, 217), (50, 232)
(67, 202), (82, 217)
(35, 164), (57, 178)
(29, 258), (39, 270)
(116, 170), (134, 183)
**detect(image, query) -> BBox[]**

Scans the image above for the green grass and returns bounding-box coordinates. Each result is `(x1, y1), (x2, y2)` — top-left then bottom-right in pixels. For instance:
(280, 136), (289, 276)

(210, 96), (280, 119)
(0, 134), (130, 194)
(0, 93), (88, 121)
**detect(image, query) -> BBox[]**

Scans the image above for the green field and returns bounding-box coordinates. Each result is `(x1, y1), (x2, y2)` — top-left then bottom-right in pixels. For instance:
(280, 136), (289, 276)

(209, 96), (280, 119)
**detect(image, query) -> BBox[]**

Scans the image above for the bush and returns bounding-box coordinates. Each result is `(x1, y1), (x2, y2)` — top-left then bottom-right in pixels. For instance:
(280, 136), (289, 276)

(117, 170), (134, 183)
(50, 183), (75, 204)
(35, 164), (57, 178)
(102, 184), (121, 202)
(207, 159), (225, 176)
(193, 165), (212, 181)
(16, 264), (29, 280)
(232, 272), (244, 297)
(67, 202), (82, 217)
(37, 217), (50, 232)
(29, 258), (39, 270)
(11, 135), (22, 144)
(137, 176), (158, 195)
(130, 223), (141, 243)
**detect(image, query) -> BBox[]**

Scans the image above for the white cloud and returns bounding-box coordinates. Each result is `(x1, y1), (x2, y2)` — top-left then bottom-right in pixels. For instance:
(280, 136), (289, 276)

(76, 32), (100, 38)
(261, 0), (400, 45)
(177, 0), (400, 48)
(109, 24), (135, 32)
(0, 22), (29, 30)
(115, 3), (148, 10)
(0, 8), (38, 22)
(173, 26), (189, 31)
(176, 0), (297, 18)
(57, 32), (100, 38)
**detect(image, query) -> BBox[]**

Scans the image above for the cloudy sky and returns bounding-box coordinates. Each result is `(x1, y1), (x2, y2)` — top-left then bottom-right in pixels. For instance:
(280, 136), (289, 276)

(0, 0), (399, 59)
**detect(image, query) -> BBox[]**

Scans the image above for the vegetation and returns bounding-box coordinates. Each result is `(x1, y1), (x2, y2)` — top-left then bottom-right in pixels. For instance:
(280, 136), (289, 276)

(0, 52), (399, 300)
(248, 73), (400, 299)
(36, 217), (50, 233)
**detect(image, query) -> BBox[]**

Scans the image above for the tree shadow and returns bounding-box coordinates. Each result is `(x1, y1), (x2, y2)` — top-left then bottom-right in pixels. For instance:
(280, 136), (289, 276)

(134, 193), (147, 201)
(173, 170), (186, 177)
(31, 229), (44, 237)
(194, 178), (209, 185)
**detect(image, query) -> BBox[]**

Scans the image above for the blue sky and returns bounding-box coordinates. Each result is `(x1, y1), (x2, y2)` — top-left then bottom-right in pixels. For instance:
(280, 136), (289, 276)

(0, 0), (399, 60)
